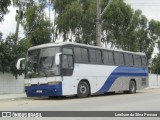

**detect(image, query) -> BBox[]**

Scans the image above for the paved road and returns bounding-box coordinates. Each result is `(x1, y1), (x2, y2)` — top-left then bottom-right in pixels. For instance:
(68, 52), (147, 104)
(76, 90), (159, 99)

(0, 88), (160, 111)
(1, 88), (160, 120)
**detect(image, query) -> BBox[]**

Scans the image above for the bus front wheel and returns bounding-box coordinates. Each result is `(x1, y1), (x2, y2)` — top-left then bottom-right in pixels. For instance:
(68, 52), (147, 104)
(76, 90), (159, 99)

(129, 80), (136, 94)
(77, 81), (89, 98)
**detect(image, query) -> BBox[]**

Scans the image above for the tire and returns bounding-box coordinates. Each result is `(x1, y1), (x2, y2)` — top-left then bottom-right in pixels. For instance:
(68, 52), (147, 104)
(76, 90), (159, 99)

(77, 81), (90, 98)
(129, 80), (136, 94)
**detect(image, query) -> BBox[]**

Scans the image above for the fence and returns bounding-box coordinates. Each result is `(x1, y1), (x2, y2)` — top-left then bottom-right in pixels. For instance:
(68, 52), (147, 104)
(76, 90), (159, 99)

(0, 72), (24, 94)
(149, 74), (160, 87)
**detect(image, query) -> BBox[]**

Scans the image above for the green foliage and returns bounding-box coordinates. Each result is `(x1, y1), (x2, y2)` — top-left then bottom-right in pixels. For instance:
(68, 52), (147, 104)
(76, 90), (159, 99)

(0, 34), (31, 77)
(151, 54), (160, 74)
(53, 0), (158, 61)
(0, 32), (2, 40)
(148, 20), (160, 72)
(22, 1), (51, 46)
(53, 0), (97, 44)
(0, 0), (11, 21)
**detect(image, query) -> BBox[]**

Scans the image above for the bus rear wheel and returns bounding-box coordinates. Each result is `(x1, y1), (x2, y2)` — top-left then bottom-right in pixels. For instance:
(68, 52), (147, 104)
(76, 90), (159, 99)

(129, 80), (136, 94)
(77, 81), (89, 98)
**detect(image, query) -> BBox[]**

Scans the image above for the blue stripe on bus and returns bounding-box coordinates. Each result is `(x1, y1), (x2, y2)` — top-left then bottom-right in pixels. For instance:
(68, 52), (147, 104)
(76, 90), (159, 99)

(97, 66), (148, 93)
(25, 82), (62, 97)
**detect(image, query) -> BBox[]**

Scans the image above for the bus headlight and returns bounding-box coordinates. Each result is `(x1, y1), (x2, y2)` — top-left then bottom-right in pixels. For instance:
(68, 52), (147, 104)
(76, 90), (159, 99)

(48, 81), (59, 85)
(25, 83), (31, 86)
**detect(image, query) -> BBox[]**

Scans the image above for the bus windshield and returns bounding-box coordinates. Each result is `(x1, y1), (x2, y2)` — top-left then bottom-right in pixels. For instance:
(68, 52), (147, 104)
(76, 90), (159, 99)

(25, 47), (60, 78)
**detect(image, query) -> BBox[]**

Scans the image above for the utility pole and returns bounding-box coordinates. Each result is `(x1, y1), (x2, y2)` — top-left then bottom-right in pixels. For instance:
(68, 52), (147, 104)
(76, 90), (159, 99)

(96, 0), (112, 47)
(15, 0), (29, 41)
(15, 3), (22, 42)
(49, 0), (53, 42)
(96, 0), (101, 47)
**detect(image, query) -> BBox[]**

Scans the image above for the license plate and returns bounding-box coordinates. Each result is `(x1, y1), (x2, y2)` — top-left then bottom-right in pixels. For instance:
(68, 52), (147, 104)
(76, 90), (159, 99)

(36, 90), (42, 93)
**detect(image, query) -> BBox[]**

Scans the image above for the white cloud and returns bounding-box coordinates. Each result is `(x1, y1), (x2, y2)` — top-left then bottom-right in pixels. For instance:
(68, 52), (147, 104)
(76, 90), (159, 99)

(0, 6), (24, 39)
(125, 0), (160, 21)
(125, 0), (160, 56)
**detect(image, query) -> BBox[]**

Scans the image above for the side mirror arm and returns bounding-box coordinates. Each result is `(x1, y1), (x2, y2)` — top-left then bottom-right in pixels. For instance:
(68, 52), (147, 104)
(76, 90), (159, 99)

(55, 53), (62, 66)
(16, 58), (26, 70)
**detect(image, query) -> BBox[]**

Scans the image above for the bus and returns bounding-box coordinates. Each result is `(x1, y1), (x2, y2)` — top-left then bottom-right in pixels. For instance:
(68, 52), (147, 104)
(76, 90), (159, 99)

(16, 42), (148, 98)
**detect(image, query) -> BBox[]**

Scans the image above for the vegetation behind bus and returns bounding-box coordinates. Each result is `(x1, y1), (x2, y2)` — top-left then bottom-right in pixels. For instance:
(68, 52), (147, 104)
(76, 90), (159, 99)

(1, 0), (160, 76)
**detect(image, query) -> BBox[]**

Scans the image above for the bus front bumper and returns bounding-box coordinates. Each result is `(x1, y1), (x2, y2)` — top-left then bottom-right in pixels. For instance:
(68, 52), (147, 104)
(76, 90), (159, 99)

(25, 83), (62, 97)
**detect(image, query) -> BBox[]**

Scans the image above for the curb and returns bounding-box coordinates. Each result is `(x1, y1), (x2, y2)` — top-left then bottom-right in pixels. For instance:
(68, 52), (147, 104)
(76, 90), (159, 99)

(0, 94), (26, 101)
(144, 86), (160, 89)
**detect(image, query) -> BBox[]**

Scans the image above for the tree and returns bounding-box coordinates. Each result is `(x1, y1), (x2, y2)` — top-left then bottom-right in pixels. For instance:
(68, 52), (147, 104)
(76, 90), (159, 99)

(22, 0), (51, 46)
(53, 0), (97, 44)
(0, 0), (11, 22)
(53, 0), (155, 61)
(148, 20), (160, 73)
(0, 32), (2, 40)
(102, 0), (134, 48)
(0, 34), (31, 77)
(151, 54), (160, 74)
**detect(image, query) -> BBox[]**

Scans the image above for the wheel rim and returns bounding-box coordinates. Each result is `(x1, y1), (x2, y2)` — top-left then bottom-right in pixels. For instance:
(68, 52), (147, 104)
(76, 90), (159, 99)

(79, 84), (87, 94)
(131, 82), (135, 93)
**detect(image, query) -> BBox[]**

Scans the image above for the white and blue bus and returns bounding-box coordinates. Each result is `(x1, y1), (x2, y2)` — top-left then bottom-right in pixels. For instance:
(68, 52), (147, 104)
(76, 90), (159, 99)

(17, 42), (148, 98)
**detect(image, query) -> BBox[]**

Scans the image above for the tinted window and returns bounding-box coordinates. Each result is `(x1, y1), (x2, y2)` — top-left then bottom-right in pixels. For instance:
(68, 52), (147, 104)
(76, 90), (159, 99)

(81, 48), (89, 63)
(141, 56), (147, 67)
(114, 52), (124, 65)
(96, 50), (102, 64)
(108, 52), (114, 65)
(103, 51), (114, 65)
(133, 55), (141, 66)
(124, 54), (134, 66)
(62, 48), (73, 54)
(62, 55), (73, 69)
(129, 54), (134, 66)
(89, 49), (96, 63)
(74, 47), (82, 63)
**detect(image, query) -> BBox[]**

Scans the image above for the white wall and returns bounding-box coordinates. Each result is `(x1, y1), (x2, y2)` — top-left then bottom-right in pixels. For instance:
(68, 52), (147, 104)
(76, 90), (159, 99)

(0, 73), (160, 94)
(0, 72), (25, 94)
(149, 74), (160, 87)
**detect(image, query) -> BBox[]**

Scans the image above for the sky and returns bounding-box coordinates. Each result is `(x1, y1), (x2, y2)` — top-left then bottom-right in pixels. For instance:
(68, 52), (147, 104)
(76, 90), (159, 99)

(0, 0), (54, 39)
(125, 0), (160, 21)
(1, 0), (160, 37)
(125, 0), (160, 55)
(0, 0), (160, 54)
(1, 0), (160, 36)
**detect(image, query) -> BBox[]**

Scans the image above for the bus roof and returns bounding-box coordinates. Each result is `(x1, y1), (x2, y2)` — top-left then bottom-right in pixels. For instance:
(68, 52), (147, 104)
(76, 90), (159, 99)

(28, 42), (145, 56)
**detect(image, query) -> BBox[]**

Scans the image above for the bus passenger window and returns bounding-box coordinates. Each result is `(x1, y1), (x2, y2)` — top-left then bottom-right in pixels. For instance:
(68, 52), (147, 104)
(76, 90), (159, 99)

(141, 56), (147, 67)
(133, 55), (141, 67)
(62, 55), (73, 69)
(89, 49), (96, 64)
(74, 47), (82, 63)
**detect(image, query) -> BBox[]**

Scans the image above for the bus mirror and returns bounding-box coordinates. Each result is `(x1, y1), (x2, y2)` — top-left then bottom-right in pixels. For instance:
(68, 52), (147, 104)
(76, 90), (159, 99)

(16, 58), (26, 70)
(55, 53), (62, 66)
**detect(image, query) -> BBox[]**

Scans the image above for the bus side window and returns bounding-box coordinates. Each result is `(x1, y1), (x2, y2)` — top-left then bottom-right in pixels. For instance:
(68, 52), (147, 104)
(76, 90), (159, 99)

(103, 51), (109, 65)
(62, 55), (73, 69)
(74, 47), (82, 63)
(81, 48), (89, 63)
(114, 52), (124, 65)
(103, 51), (114, 65)
(96, 50), (102, 64)
(133, 55), (142, 67)
(141, 56), (147, 67)
(62, 48), (73, 55)
(124, 54), (134, 66)
(89, 49), (96, 64)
